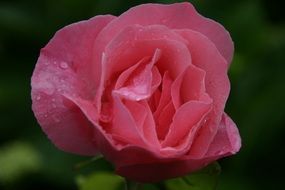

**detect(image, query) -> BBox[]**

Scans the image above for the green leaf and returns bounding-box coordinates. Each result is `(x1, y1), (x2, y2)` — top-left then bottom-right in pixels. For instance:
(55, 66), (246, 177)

(125, 180), (161, 190)
(0, 141), (42, 183)
(73, 154), (103, 171)
(165, 162), (221, 190)
(76, 172), (124, 190)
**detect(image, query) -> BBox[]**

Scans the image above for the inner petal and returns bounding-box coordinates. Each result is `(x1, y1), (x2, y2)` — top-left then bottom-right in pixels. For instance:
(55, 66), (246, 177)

(124, 100), (160, 148)
(153, 72), (174, 140)
(175, 29), (230, 158)
(156, 101), (175, 141)
(113, 49), (161, 101)
(158, 65), (213, 154)
(102, 24), (191, 83)
(171, 65), (209, 109)
(153, 72), (173, 117)
(161, 99), (212, 149)
(108, 94), (146, 146)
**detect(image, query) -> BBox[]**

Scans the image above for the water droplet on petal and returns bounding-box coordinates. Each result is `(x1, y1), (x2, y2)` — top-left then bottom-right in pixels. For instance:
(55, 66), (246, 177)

(54, 118), (60, 123)
(131, 42), (136, 47)
(161, 18), (168, 23)
(36, 95), (41, 100)
(216, 150), (223, 155)
(46, 88), (55, 95)
(59, 61), (68, 69)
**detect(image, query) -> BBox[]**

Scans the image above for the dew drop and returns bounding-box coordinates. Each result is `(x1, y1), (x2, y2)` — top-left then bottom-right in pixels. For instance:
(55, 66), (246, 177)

(215, 150), (223, 155)
(44, 114), (48, 118)
(36, 95), (41, 100)
(46, 88), (55, 95)
(131, 41), (136, 47)
(54, 118), (61, 123)
(161, 18), (168, 23)
(59, 61), (68, 69)
(53, 61), (57, 65)
(100, 114), (111, 123)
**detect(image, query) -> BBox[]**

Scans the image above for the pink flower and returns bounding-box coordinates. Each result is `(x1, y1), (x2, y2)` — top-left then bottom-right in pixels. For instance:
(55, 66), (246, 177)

(31, 2), (241, 182)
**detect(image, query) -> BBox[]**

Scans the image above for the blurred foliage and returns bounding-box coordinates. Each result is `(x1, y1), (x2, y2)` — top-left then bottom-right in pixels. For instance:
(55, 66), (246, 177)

(76, 172), (124, 190)
(0, 0), (284, 190)
(165, 162), (221, 190)
(75, 162), (220, 190)
(0, 142), (41, 183)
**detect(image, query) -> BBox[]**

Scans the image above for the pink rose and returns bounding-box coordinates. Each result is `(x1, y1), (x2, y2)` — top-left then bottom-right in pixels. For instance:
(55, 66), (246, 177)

(31, 2), (241, 182)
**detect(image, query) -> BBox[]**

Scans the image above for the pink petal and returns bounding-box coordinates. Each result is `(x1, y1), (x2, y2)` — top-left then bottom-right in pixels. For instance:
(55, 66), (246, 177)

(109, 94), (147, 147)
(162, 100), (212, 150)
(101, 24), (191, 82)
(94, 2), (233, 66)
(42, 15), (115, 99)
(156, 101), (175, 141)
(153, 72), (172, 119)
(59, 95), (165, 169)
(206, 113), (241, 157)
(115, 115), (240, 182)
(140, 101), (161, 147)
(31, 15), (115, 155)
(115, 57), (149, 90)
(61, 97), (233, 183)
(116, 157), (213, 183)
(176, 29), (230, 158)
(148, 89), (161, 112)
(124, 100), (160, 148)
(151, 66), (162, 93)
(171, 65), (209, 109)
(31, 93), (97, 155)
(113, 49), (161, 101)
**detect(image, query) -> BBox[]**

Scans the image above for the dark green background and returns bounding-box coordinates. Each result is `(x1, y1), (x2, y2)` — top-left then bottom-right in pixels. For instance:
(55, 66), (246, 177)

(1, 0), (284, 189)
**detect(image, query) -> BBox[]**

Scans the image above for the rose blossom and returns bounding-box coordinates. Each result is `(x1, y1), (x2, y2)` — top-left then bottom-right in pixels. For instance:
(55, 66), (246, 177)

(31, 2), (241, 182)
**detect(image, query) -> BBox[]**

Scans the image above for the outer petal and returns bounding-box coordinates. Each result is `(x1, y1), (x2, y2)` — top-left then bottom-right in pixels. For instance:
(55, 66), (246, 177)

(117, 114), (241, 183)
(31, 15), (115, 155)
(116, 112), (241, 183)
(115, 113), (240, 183)
(206, 113), (241, 157)
(63, 96), (164, 167)
(94, 2), (233, 67)
(116, 157), (213, 183)
(175, 29), (230, 158)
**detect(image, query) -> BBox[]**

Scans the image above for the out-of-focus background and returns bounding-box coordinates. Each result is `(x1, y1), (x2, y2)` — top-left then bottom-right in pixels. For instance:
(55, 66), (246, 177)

(0, 0), (284, 189)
